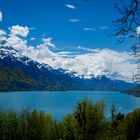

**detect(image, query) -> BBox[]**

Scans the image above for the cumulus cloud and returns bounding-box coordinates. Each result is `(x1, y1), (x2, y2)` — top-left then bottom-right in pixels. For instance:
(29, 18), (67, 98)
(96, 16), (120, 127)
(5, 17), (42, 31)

(7, 28), (56, 60)
(5, 25), (29, 51)
(65, 4), (76, 9)
(0, 30), (6, 36)
(0, 25), (136, 82)
(83, 28), (96, 31)
(42, 37), (55, 48)
(69, 18), (80, 23)
(0, 11), (2, 22)
(6, 35), (27, 51)
(9, 25), (29, 37)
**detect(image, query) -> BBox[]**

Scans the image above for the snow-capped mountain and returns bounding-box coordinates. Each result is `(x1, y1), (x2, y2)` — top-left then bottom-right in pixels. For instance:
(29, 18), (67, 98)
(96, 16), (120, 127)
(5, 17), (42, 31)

(0, 46), (52, 70)
(0, 46), (135, 91)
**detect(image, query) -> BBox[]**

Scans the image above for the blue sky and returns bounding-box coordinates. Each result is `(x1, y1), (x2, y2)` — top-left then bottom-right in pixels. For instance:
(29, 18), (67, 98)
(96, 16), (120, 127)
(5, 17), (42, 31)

(0, 0), (133, 52)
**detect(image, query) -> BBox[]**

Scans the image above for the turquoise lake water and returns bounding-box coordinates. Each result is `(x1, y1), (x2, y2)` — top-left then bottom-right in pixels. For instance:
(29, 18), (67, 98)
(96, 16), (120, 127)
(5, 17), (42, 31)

(0, 91), (140, 120)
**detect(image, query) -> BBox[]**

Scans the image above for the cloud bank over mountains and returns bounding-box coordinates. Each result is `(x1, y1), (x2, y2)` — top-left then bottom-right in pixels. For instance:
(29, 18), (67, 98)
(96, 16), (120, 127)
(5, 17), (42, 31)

(0, 25), (136, 82)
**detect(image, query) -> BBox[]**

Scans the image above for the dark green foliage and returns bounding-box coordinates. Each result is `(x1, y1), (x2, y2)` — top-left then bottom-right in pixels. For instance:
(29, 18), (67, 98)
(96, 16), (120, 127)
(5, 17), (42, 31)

(25, 111), (57, 140)
(124, 109), (140, 140)
(59, 115), (79, 140)
(0, 66), (33, 91)
(74, 99), (105, 140)
(0, 99), (140, 140)
(0, 111), (22, 140)
(0, 109), (57, 140)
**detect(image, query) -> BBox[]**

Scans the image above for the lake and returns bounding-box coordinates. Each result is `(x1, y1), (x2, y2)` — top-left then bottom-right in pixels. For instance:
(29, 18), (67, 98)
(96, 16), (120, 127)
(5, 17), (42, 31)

(0, 91), (140, 121)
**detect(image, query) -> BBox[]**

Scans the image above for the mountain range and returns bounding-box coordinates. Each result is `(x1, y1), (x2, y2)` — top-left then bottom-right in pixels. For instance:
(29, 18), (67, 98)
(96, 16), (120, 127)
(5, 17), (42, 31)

(0, 46), (135, 91)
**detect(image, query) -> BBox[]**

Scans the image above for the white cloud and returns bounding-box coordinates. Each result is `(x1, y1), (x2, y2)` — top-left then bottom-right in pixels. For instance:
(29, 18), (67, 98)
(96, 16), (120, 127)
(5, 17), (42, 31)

(42, 37), (55, 48)
(35, 46), (55, 59)
(69, 18), (80, 23)
(78, 46), (100, 53)
(30, 37), (36, 41)
(65, 4), (76, 9)
(9, 25), (29, 37)
(5, 25), (29, 51)
(57, 51), (74, 56)
(1, 26), (55, 59)
(6, 35), (27, 51)
(0, 11), (2, 22)
(99, 26), (109, 30)
(137, 26), (140, 36)
(83, 28), (96, 31)
(57, 51), (78, 58)
(0, 30), (6, 36)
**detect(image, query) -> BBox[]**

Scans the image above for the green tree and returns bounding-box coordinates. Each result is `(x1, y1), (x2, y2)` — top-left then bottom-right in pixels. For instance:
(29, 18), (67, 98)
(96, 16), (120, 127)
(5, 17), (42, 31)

(59, 114), (79, 140)
(4, 111), (21, 140)
(74, 99), (105, 140)
(124, 109), (140, 140)
(26, 110), (57, 140)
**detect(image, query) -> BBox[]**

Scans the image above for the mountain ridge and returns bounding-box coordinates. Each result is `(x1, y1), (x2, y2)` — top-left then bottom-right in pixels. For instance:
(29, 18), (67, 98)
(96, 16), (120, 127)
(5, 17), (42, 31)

(0, 46), (135, 91)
